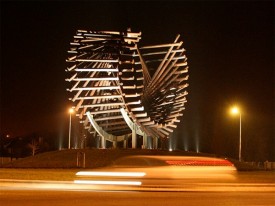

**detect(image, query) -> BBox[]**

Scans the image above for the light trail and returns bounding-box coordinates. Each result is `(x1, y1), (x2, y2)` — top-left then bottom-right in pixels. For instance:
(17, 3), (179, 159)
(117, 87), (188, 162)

(74, 180), (142, 186)
(75, 171), (146, 177)
(2, 179), (275, 192)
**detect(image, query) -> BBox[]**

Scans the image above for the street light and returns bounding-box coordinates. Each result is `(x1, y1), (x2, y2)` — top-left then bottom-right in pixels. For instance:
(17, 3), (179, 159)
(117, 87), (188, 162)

(68, 108), (74, 149)
(230, 106), (242, 162)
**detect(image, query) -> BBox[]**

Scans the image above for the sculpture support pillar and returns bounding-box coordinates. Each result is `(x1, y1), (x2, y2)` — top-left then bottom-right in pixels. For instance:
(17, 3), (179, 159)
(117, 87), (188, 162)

(132, 124), (137, 148)
(153, 137), (158, 149)
(101, 136), (106, 149)
(123, 135), (128, 149)
(113, 140), (117, 148)
(143, 133), (147, 149)
(123, 140), (127, 149)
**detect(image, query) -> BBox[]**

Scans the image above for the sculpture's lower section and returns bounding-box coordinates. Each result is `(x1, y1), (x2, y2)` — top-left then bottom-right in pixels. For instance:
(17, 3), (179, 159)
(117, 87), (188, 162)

(86, 110), (158, 149)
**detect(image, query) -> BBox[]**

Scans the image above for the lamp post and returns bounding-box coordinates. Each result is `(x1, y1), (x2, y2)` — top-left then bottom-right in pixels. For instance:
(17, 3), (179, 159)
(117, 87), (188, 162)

(230, 106), (242, 162)
(68, 108), (74, 149)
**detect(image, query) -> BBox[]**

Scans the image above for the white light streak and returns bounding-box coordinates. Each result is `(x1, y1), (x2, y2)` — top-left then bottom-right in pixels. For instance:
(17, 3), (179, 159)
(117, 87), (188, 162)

(76, 171), (146, 177)
(74, 180), (142, 186)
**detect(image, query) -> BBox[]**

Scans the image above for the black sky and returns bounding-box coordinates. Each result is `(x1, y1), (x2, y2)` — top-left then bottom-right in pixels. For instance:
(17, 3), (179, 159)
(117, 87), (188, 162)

(1, 1), (274, 160)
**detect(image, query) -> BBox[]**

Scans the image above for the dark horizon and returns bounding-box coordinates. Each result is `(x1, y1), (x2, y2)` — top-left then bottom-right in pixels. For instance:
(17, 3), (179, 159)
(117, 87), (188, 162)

(1, 1), (274, 161)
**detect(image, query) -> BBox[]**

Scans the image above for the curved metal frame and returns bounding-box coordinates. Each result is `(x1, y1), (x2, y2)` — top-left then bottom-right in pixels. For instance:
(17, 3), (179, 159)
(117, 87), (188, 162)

(66, 29), (189, 148)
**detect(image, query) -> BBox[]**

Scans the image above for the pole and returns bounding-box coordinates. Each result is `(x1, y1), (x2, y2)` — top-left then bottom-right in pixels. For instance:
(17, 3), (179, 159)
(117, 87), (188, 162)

(239, 113), (242, 162)
(68, 112), (72, 149)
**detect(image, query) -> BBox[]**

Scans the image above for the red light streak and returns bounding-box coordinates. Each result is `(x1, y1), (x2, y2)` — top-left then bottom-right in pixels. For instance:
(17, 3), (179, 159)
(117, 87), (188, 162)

(165, 160), (234, 166)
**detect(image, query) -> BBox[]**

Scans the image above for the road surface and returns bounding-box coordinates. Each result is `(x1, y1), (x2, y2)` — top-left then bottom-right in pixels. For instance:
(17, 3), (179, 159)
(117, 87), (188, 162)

(1, 189), (275, 206)
(1, 158), (275, 206)
(1, 171), (275, 206)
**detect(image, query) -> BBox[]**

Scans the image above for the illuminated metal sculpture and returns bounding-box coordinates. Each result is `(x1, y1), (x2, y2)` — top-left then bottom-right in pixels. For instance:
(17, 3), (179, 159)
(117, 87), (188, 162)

(66, 29), (189, 149)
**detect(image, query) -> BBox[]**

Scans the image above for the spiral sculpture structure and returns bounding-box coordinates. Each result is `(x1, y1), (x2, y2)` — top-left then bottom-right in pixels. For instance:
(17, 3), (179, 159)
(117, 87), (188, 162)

(66, 29), (189, 148)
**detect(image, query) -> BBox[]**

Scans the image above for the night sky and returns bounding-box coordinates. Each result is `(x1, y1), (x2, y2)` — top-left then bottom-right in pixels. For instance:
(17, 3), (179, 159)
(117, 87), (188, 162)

(1, 1), (274, 160)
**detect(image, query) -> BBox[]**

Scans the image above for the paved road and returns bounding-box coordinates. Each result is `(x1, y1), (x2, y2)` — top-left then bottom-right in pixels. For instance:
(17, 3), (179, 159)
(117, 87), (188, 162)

(1, 170), (275, 205)
(1, 190), (275, 206)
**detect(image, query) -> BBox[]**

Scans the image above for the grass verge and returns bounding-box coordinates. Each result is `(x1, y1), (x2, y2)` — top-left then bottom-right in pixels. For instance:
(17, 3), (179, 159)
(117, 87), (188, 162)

(0, 168), (79, 181)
